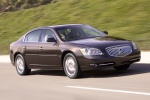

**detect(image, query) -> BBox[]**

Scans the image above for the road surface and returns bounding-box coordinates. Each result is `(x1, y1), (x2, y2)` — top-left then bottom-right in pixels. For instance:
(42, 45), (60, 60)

(0, 52), (150, 100)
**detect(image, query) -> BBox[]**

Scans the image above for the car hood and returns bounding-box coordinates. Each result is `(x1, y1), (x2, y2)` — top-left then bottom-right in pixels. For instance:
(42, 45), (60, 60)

(68, 36), (131, 48)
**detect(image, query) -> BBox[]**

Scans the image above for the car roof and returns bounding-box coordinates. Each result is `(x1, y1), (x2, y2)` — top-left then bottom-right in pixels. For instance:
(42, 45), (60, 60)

(36, 24), (85, 29)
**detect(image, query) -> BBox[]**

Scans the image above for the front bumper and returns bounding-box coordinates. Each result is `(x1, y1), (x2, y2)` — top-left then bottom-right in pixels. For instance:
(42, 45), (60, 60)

(77, 52), (141, 71)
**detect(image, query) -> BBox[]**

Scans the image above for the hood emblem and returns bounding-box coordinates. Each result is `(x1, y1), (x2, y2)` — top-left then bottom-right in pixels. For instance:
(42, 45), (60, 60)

(118, 48), (124, 55)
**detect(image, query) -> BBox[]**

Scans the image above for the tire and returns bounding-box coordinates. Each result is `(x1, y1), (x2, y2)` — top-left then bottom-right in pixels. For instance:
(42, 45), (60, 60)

(15, 54), (31, 75)
(63, 53), (82, 79)
(113, 64), (131, 71)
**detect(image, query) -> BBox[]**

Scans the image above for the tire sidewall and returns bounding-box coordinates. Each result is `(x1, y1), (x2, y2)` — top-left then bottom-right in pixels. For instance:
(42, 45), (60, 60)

(63, 53), (80, 79)
(15, 54), (26, 75)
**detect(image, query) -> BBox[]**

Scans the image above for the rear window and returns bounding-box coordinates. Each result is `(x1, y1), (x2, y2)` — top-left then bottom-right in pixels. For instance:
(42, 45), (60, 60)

(24, 30), (42, 42)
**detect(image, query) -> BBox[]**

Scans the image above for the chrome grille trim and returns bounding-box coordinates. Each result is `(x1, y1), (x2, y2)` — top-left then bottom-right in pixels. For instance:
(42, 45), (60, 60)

(106, 44), (132, 57)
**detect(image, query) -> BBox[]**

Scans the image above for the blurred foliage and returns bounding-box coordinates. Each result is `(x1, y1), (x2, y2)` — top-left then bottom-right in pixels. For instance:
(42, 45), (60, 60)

(0, 0), (150, 54)
(0, 0), (58, 11)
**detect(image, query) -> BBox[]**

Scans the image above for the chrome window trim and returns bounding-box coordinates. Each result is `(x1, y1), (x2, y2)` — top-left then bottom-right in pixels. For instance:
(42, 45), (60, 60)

(23, 28), (58, 43)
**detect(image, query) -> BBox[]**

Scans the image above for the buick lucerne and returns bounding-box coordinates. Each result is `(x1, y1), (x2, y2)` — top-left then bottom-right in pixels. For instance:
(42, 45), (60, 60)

(10, 24), (141, 79)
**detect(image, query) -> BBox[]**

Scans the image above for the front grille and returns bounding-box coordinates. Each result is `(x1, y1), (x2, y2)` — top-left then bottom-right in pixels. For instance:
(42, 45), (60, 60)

(106, 45), (132, 57)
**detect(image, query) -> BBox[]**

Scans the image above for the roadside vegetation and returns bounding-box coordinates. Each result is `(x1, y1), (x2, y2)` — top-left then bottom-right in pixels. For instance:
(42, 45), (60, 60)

(0, 0), (59, 12)
(0, 0), (150, 54)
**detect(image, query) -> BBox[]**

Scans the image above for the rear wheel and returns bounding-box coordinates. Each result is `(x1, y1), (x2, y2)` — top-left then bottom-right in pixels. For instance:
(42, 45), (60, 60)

(113, 64), (130, 71)
(63, 53), (81, 79)
(15, 54), (31, 75)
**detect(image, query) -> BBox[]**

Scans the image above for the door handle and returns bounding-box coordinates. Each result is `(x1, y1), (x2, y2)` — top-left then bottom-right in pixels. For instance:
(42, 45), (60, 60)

(39, 47), (43, 50)
(23, 46), (26, 49)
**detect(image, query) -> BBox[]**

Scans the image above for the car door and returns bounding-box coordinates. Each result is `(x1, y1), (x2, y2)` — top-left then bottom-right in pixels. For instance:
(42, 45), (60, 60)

(38, 29), (60, 68)
(23, 29), (42, 68)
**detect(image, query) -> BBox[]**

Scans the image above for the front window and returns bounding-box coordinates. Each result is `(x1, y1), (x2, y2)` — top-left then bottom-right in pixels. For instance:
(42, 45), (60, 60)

(55, 25), (106, 41)
(41, 29), (56, 42)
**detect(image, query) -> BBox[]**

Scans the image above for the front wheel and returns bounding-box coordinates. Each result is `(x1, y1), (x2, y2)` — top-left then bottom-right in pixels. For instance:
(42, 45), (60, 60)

(15, 54), (31, 75)
(63, 53), (82, 79)
(113, 64), (131, 71)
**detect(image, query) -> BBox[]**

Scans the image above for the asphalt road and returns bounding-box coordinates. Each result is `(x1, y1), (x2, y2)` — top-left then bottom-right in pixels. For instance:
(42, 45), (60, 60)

(0, 61), (150, 100)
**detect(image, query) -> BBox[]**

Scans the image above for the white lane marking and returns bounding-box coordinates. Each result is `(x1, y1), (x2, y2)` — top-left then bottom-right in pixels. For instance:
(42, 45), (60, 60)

(66, 86), (150, 96)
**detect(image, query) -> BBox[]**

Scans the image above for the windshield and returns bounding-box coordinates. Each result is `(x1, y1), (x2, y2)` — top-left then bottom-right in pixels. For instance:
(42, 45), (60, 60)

(54, 25), (107, 41)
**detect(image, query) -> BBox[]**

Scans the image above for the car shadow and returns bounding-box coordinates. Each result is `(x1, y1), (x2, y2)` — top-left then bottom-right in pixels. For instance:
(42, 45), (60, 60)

(30, 63), (150, 78)
(82, 63), (150, 78)
(30, 69), (65, 76)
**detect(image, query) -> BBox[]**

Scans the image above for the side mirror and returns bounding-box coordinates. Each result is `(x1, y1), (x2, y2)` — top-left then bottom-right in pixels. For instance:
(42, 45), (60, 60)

(47, 37), (57, 42)
(103, 31), (108, 34)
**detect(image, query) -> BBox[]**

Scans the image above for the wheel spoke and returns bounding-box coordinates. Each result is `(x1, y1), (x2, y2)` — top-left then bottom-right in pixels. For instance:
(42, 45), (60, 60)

(16, 57), (24, 73)
(65, 57), (76, 76)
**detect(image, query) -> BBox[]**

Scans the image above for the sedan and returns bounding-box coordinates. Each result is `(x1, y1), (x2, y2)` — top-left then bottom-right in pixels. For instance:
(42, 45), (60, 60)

(10, 24), (141, 79)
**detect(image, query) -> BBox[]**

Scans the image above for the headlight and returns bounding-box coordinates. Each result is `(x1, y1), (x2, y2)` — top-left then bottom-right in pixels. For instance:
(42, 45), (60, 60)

(132, 42), (137, 50)
(80, 48), (103, 56)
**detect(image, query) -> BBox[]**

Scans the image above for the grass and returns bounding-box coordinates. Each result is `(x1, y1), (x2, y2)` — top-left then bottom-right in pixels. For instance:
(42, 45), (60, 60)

(0, 0), (150, 54)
